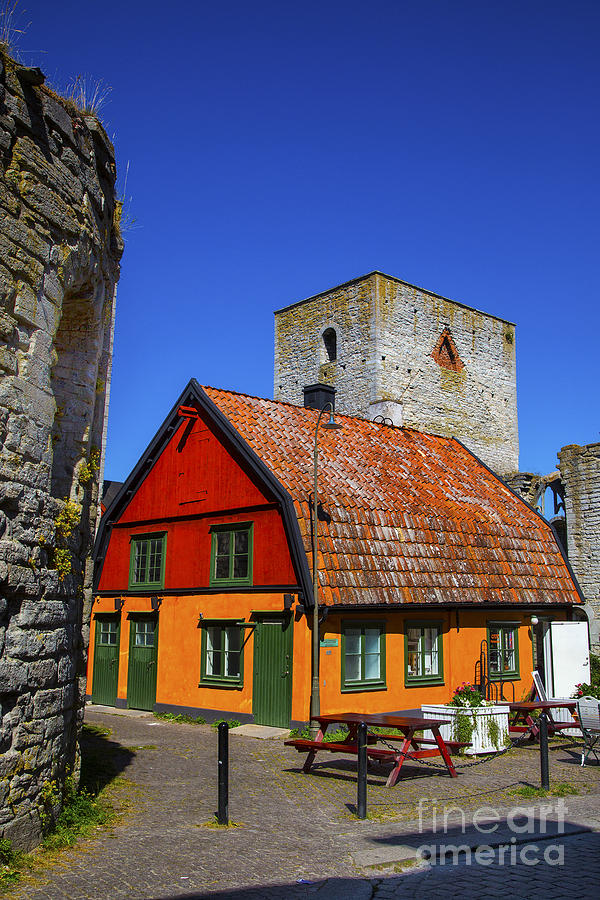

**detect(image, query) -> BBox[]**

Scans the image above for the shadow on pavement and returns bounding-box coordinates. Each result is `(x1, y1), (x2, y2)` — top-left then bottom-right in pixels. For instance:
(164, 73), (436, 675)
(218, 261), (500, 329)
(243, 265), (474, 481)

(284, 758), (442, 785)
(168, 879), (375, 899)
(79, 725), (136, 795)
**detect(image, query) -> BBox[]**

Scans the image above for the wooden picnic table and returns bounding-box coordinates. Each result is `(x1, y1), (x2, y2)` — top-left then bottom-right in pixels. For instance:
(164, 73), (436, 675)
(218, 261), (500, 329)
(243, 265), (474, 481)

(284, 712), (465, 787)
(500, 700), (579, 740)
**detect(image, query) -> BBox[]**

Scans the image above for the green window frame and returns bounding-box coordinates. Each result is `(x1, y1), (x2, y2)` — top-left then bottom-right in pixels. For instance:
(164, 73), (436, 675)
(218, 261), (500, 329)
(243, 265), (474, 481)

(128, 532), (166, 590)
(97, 618), (119, 646)
(341, 621), (386, 692)
(488, 622), (520, 680)
(404, 621), (444, 686)
(209, 523), (253, 587)
(200, 620), (244, 687)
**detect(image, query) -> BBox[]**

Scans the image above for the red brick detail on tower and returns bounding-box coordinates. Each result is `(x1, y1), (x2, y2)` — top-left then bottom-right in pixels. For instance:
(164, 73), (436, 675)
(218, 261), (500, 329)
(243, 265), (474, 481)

(431, 327), (465, 373)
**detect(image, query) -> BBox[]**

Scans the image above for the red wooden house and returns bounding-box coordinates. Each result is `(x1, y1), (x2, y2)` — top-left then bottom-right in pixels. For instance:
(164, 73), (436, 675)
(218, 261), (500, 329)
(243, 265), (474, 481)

(88, 380), (583, 727)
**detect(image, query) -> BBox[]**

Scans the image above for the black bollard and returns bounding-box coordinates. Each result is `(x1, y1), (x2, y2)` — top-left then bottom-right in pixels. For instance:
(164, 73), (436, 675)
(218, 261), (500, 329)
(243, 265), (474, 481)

(217, 721), (229, 825)
(357, 721), (367, 819)
(539, 712), (550, 790)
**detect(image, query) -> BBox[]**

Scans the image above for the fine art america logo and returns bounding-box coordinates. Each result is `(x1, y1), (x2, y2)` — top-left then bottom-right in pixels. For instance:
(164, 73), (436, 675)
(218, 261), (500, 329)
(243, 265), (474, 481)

(416, 799), (568, 867)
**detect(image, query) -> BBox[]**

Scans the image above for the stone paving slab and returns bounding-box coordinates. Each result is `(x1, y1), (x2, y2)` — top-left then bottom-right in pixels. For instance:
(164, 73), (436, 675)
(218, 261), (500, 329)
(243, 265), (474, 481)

(9, 707), (600, 899)
(229, 724), (291, 739)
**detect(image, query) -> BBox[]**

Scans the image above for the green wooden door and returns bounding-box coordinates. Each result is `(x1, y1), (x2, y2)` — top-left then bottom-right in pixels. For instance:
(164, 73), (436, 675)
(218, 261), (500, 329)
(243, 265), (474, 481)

(252, 614), (293, 727)
(91, 615), (120, 706)
(127, 615), (158, 710)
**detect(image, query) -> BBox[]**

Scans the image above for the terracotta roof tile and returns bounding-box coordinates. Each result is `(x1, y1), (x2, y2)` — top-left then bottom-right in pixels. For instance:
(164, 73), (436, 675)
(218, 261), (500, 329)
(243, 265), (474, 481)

(203, 386), (581, 609)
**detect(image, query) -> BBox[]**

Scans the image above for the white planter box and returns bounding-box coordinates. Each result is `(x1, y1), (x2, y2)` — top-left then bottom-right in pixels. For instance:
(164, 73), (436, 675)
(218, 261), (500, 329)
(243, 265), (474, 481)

(421, 704), (510, 755)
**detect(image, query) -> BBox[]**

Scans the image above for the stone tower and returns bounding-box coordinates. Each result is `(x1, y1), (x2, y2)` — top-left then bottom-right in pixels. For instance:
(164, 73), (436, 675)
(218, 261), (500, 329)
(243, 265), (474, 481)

(0, 50), (122, 848)
(558, 443), (600, 652)
(274, 272), (518, 475)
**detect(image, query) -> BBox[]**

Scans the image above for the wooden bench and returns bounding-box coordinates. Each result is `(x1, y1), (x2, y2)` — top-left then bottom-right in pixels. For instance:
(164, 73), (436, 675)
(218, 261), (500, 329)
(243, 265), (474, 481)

(284, 738), (398, 760)
(284, 734), (471, 778)
(370, 734), (471, 754)
(285, 713), (461, 785)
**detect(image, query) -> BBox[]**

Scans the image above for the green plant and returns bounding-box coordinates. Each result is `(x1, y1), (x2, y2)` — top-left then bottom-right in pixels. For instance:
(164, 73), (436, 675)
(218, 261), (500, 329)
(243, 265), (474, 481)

(54, 499), (81, 541)
(0, 1), (27, 55)
(65, 74), (111, 116)
(509, 782), (578, 799)
(39, 778), (61, 828)
(0, 839), (15, 865)
(153, 711), (206, 725)
(486, 716), (501, 750)
(79, 447), (100, 485)
(573, 682), (600, 701)
(52, 548), (72, 581)
(113, 161), (137, 238)
(1, 725), (126, 889)
(82, 722), (112, 738)
(42, 787), (111, 851)
(452, 711), (475, 746)
(51, 499), (81, 580)
(0, 837), (22, 890)
(449, 681), (486, 708)
(288, 725), (350, 742)
(590, 652), (600, 685)
(211, 719), (241, 730)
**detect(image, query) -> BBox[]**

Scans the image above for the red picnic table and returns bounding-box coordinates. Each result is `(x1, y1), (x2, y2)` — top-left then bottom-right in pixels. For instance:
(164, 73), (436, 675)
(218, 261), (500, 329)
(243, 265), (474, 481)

(285, 712), (466, 787)
(500, 700), (579, 740)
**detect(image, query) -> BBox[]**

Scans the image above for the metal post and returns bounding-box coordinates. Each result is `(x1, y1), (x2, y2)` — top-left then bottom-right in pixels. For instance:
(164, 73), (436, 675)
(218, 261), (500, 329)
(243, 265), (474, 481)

(217, 721), (229, 825)
(357, 721), (367, 819)
(309, 402), (338, 738)
(539, 712), (550, 790)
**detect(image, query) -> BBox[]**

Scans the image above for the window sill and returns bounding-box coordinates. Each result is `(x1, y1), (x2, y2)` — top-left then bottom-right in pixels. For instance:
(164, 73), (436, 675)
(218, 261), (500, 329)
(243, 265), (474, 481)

(199, 679), (243, 690)
(405, 677), (445, 687)
(341, 682), (387, 693)
(127, 585), (164, 592)
(489, 673), (519, 682)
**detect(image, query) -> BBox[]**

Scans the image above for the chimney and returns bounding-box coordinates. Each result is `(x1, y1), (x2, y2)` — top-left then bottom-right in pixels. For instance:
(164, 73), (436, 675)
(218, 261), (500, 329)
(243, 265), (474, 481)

(368, 399), (403, 427)
(303, 383), (336, 411)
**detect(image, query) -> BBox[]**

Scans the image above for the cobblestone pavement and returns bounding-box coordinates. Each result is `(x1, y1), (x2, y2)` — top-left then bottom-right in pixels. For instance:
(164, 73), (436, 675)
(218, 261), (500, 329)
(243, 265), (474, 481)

(10, 707), (600, 899)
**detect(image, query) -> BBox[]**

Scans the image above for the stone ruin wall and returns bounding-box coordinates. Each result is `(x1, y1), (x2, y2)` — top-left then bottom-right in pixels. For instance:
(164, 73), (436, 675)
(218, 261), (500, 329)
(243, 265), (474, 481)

(274, 272), (518, 475)
(558, 443), (600, 653)
(0, 50), (122, 848)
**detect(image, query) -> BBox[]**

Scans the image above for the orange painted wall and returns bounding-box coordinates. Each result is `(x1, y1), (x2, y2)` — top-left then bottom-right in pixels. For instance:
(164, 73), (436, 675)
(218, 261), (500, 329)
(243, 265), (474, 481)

(316, 609), (568, 715)
(88, 592), (310, 719)
(88, 595), (568, 722)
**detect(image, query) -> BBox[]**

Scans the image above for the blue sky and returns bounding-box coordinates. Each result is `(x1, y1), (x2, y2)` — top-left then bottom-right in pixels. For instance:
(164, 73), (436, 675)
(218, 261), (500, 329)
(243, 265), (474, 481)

(9, 0), (599, 479)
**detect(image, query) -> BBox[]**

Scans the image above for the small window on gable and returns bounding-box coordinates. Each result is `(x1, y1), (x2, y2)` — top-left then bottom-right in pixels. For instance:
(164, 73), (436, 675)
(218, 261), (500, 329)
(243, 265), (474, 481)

(323, 328), (337, 362)
(129, 533), (166, 590)
(209, 523), (253, 587)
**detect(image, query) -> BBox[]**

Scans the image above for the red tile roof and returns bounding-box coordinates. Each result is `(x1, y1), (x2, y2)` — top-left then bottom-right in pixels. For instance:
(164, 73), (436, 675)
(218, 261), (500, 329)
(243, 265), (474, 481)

(203, 386), (581, 609)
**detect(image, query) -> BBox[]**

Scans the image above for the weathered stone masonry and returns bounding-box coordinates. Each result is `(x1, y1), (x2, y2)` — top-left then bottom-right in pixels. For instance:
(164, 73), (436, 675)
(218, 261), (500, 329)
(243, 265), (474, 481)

(274, 272), (518, 476)
(558, 443), (600, 652)
(0, 51), (122, 848)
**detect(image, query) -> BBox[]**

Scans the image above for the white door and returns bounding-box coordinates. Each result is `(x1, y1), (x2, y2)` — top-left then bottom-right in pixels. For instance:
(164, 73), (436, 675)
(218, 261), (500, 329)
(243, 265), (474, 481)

(549, 621), (590, 697)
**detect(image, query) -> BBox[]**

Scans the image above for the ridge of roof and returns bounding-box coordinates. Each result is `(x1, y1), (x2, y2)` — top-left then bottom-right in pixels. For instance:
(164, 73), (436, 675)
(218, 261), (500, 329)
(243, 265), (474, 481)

(273, 271), (516, 326)
(201, 384), (457, 445)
